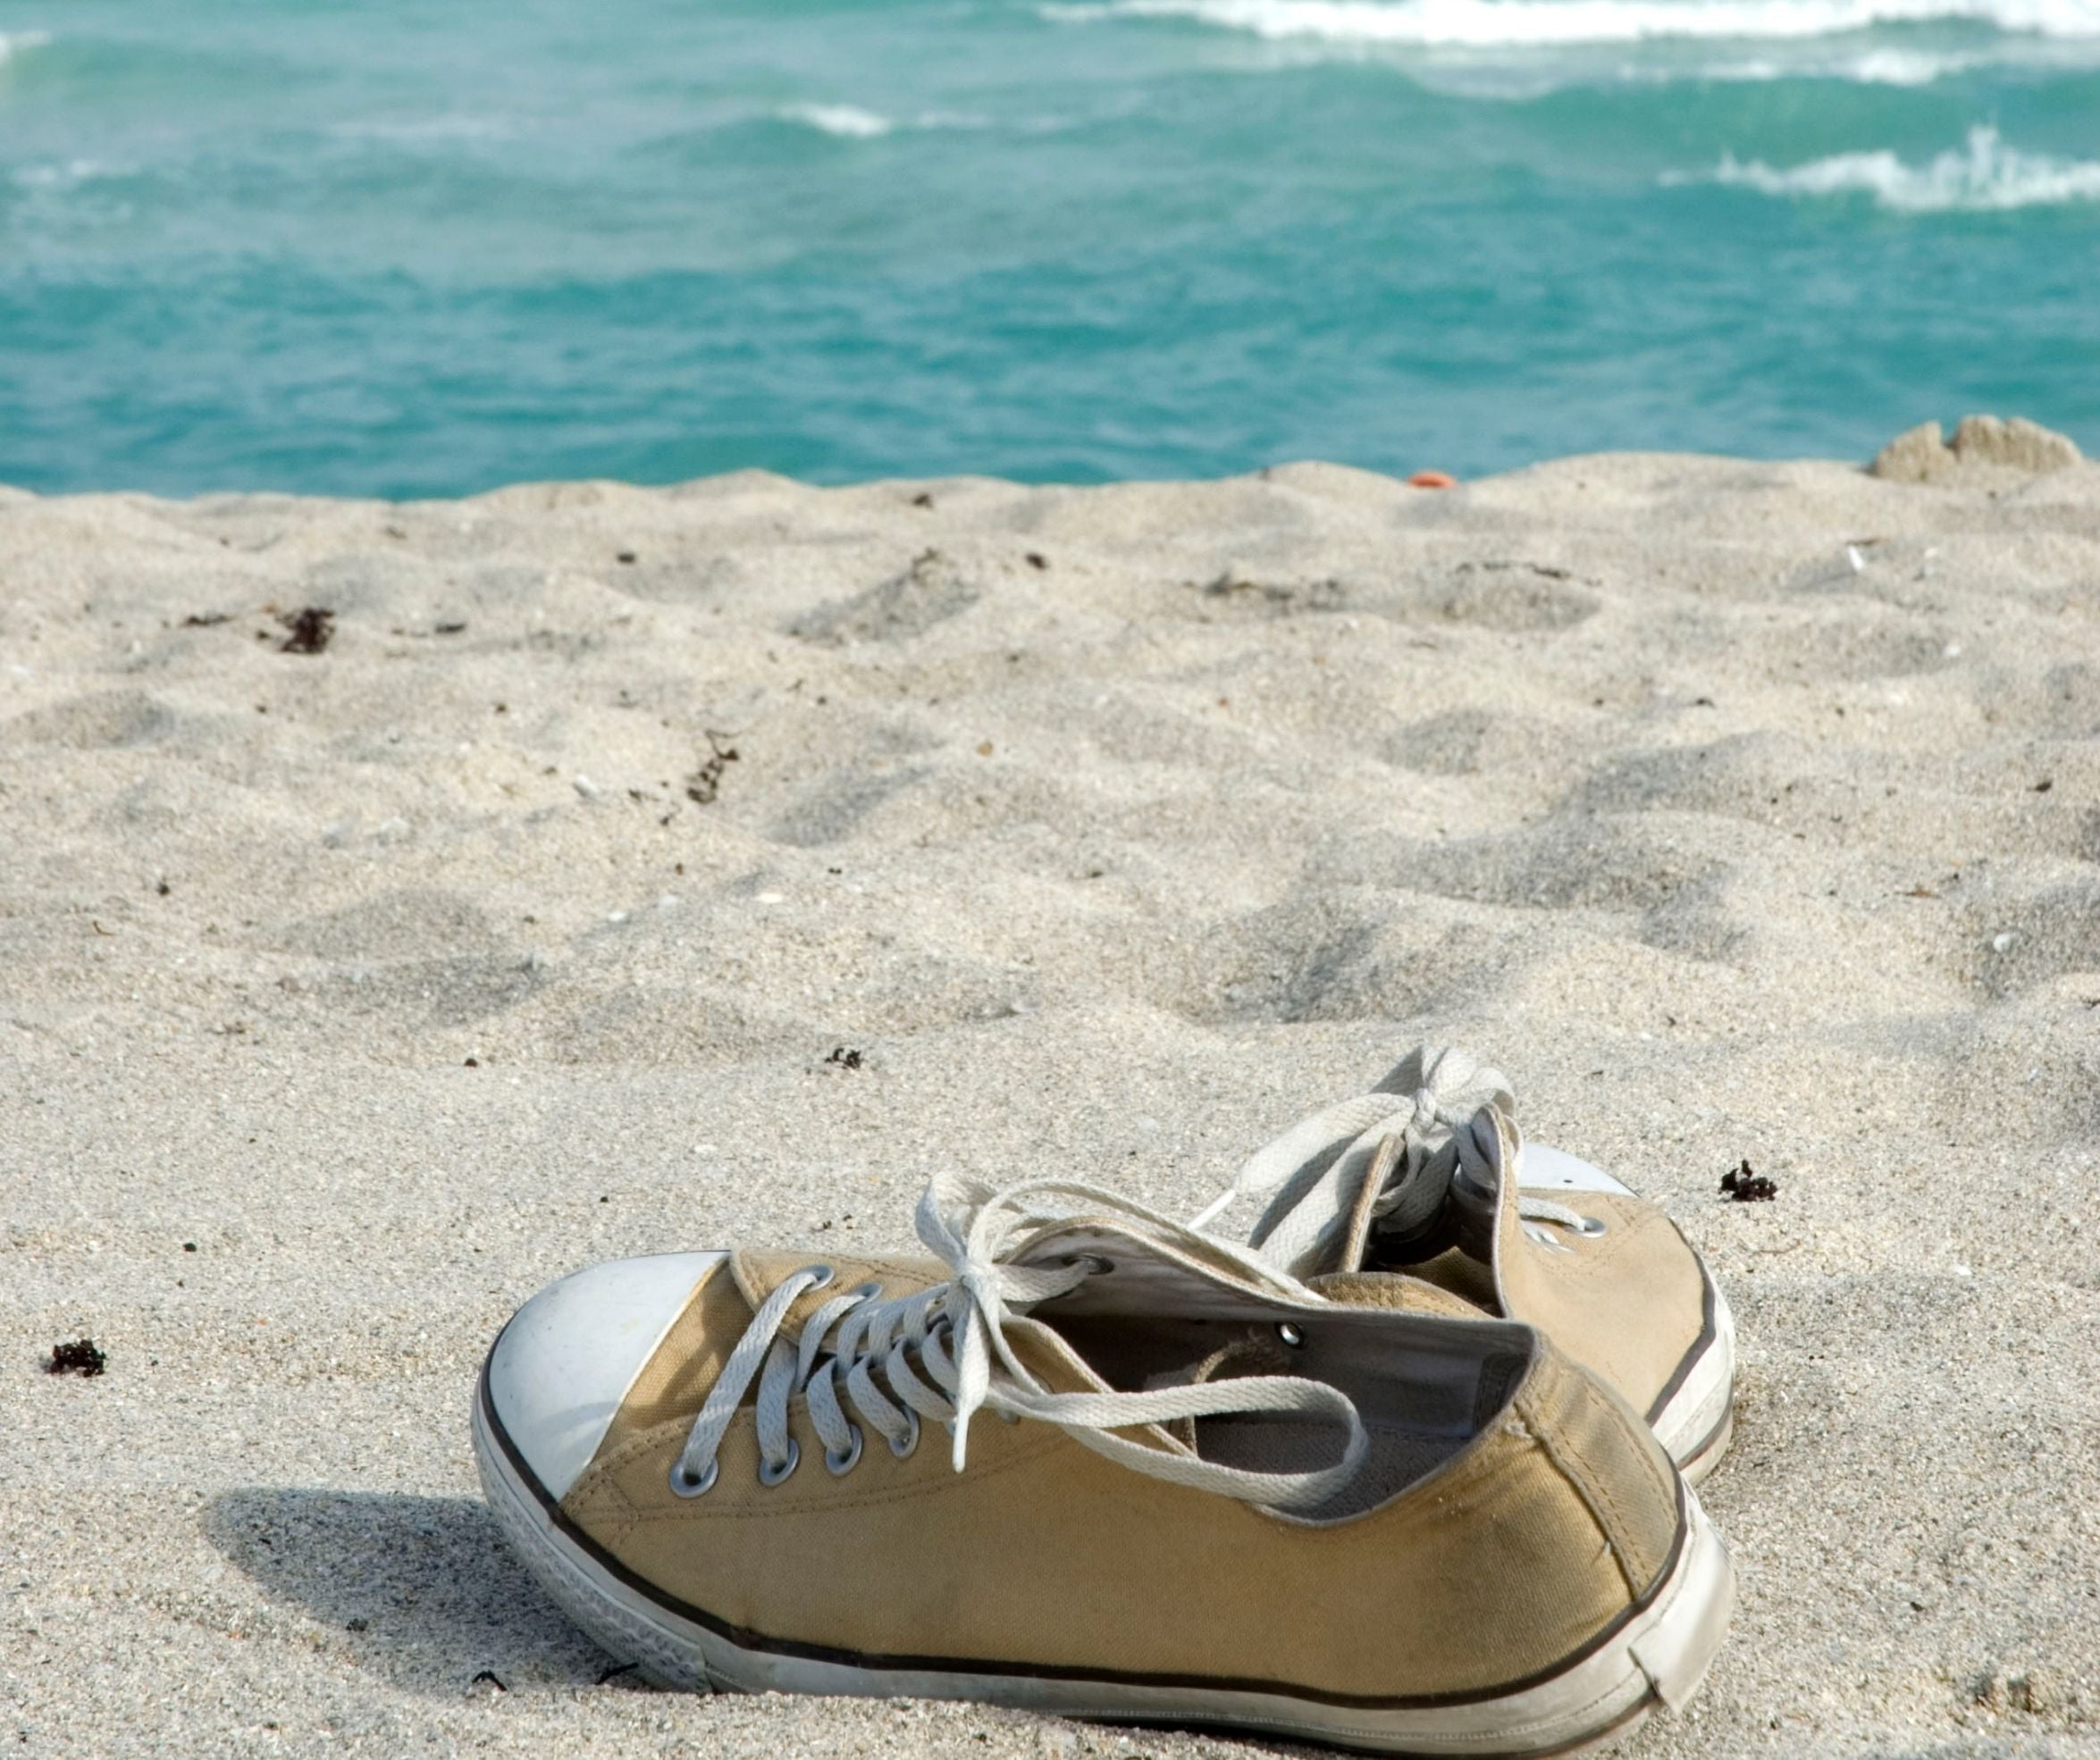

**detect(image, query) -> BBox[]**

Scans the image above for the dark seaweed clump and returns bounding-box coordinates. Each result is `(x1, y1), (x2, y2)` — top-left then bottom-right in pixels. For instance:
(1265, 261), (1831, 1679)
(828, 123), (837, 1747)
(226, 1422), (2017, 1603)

(47, 1338), (107, 1377)
(1720, 1160), (1777, 1203)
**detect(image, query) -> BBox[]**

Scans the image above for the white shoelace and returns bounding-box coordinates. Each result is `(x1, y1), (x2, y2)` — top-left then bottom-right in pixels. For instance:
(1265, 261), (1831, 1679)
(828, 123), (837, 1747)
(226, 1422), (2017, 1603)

(1190, 1046), (1589, 1278)
(668, 1172), (1372, 1512)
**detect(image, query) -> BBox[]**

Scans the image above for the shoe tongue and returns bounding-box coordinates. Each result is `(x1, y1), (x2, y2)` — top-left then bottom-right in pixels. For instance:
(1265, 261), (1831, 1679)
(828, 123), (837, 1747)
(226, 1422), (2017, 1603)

(1241, 1047), (1516, 1279)
(1362, 1113), (1511, 1274)
(1306, 1270), (1486, 1320)
(729, 1247), (943, 1325)
(1002, 1313), (1118, 1397)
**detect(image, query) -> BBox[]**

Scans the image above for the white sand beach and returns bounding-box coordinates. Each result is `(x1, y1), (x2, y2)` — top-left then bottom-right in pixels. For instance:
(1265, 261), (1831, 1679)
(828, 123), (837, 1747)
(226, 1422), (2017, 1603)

(4, 442), (2098, 1756)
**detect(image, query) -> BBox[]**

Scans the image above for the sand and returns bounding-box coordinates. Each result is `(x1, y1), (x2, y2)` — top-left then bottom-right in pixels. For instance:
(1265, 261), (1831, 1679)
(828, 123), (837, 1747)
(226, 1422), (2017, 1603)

(4, 450), (2099, 1758)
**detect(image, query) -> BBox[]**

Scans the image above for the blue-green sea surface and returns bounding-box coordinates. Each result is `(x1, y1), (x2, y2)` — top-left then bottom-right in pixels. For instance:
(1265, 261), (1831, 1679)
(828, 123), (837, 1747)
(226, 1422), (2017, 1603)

(1, 0), (2096, 496)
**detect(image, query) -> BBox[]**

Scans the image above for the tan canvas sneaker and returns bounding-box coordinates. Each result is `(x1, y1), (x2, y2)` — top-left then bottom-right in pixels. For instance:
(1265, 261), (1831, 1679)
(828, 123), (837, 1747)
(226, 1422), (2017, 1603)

(1194, 1048), (1736, 1484)
(475, 1175), (1734, 1755)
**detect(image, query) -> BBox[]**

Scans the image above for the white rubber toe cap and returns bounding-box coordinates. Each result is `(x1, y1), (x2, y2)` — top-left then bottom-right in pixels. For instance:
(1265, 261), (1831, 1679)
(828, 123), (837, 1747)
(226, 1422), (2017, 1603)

(1523, 1143), (1635, 1195)
(485, 1252), (727, 1501)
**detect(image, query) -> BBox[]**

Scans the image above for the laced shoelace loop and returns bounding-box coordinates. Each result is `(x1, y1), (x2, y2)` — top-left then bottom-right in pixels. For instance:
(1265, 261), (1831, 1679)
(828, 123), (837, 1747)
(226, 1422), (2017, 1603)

(668, 1173), (1370, 1512)
(1191, 1046), (1603, 1277)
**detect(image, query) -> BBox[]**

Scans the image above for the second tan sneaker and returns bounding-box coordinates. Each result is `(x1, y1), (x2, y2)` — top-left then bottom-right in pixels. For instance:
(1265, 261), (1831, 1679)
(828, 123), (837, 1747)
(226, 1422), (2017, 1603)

(475, 1174), (1733, 1755)
(1194, 1047), (1736, 1482)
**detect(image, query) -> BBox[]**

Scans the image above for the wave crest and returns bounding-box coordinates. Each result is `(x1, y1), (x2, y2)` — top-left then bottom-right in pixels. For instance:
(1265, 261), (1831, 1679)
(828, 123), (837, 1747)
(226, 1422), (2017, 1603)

(773, 104), (995, 139)
(1684, 125), (2100, 209)
(0, 29), (52, 64)
(12, 158), (110, 191)
(778, 104), (895, 138)
(1041, 0), (2100, 46)
(1680, 45), (1984, 76)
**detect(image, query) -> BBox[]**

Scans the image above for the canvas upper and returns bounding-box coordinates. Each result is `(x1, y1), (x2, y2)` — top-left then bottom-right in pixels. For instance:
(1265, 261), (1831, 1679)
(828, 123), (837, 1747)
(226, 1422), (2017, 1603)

(1199, 1047), (1735, 1479)
(475, 1175), (1735, 1755)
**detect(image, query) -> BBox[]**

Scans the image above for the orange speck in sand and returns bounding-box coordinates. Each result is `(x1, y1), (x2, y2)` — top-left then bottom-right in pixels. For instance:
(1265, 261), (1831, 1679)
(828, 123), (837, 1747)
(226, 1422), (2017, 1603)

(1408, 471), (1456, 490)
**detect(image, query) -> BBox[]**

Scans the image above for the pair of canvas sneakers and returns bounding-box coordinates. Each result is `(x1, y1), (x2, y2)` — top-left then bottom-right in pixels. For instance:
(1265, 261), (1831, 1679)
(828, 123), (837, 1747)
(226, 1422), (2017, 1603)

(473, 1047), (1737, 1756)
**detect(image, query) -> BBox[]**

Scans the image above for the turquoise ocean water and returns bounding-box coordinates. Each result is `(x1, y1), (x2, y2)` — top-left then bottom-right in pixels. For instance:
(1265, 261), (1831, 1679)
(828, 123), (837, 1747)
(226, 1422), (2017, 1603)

(1, 0), (2096, 497)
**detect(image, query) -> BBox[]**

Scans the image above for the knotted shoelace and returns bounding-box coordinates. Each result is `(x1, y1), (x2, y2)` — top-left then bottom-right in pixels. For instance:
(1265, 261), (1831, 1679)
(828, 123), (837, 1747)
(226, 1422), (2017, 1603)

(1190, 1046), (1588, 1278)
(668, 1172), (1372, 1512)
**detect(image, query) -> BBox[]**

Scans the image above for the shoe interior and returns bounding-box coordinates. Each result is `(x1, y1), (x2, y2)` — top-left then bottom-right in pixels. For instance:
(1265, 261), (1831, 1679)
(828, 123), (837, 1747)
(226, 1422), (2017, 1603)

(1044, 1306), (1536, 1521)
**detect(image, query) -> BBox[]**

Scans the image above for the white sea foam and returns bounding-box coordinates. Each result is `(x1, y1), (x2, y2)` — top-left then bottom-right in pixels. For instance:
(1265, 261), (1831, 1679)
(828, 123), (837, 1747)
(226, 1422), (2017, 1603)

(1839, 45), (1966, 76)
(1043, 0), (2100, 46)
(1683, 124), (2100, 209)
(1623, 44), (1991, 78)
(1682, 45), (1977, 75)
(778, 104), (896, 138)
(12, 158), (108, 190)
(774, 104), (995, 139)
(0, 29), (52, 64)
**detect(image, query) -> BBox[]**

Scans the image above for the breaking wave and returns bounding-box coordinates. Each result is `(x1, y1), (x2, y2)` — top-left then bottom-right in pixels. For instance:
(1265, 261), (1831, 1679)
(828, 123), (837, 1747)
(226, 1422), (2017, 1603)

(1041, 0), (2100, 46)
(1681, 124), (2100, 209)
(773, 104), (995, 138)
(778, 103), (897, 138)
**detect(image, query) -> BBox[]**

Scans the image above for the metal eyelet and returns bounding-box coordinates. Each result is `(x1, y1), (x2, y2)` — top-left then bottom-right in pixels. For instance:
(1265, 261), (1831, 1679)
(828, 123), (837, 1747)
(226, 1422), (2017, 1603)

(1572, 1215), (1609, 1238)
(889, 1408), (921, 1460)
(824, 1425), (864, 1476)
(757, 1438), (801, 1486)
(1276, 1321), (1306, 1348)
(851, 1279), (883, 1300)
(801, 1264), (836, 1291)
(668, 1458), (718, 1499)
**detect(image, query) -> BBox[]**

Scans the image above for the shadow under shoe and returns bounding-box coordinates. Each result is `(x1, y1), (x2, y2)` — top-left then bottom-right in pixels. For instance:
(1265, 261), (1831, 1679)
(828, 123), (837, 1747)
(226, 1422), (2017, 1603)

(205, 1487), (622, 1697)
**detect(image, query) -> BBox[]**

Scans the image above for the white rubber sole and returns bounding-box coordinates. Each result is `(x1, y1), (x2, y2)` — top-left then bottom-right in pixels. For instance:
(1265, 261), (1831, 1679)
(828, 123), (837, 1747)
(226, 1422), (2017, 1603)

(1521, 1148), (1737, 1487)
(474, 1378), (1734, 1758)
(1650, 1281), (1736, 1488)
